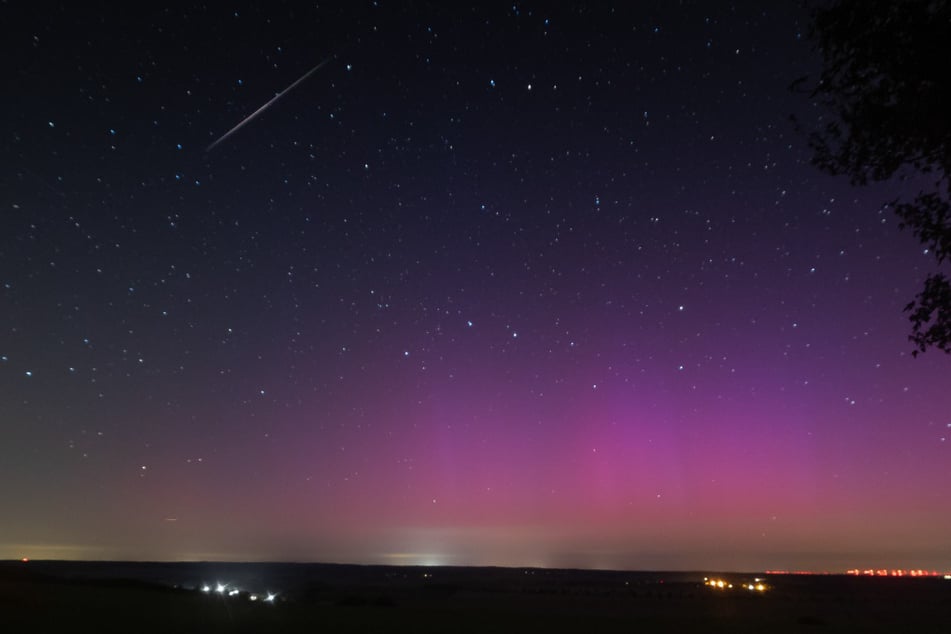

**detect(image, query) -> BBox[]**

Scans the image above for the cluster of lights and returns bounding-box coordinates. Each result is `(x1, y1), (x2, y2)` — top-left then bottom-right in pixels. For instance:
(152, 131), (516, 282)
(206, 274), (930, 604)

(704, 577), (767, 592)
(846, 569), (950, 577)
(705, 578), (732, 589)
(199, 583), (276, 603)
(20, 560), (281, 602)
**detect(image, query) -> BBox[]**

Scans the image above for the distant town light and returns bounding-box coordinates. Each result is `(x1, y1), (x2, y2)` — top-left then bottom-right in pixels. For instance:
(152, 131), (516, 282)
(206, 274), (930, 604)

(706, 577), (766, 593)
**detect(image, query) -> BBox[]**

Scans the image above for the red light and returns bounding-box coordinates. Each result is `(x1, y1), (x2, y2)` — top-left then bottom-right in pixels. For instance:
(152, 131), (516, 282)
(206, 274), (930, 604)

(21, 557), (29, 563)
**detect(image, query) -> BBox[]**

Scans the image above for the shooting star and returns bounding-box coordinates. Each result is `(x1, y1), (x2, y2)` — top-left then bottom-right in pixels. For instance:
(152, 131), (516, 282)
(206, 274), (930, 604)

(206, 58), (331, 152)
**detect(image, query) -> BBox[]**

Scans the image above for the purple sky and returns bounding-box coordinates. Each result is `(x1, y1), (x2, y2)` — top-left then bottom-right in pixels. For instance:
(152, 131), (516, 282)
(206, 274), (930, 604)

(2, 2), (949, 572)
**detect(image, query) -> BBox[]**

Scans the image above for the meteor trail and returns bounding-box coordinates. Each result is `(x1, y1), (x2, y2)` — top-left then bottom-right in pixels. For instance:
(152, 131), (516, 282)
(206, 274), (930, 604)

(206, 58), (331, 152)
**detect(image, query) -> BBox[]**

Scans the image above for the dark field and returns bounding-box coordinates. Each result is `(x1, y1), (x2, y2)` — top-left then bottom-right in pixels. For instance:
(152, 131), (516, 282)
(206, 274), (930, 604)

(2, 561), (949, 633)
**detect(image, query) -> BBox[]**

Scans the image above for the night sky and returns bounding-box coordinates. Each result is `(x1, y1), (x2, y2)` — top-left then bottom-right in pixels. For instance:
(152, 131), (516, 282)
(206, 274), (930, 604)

(3, 2), (949, 572)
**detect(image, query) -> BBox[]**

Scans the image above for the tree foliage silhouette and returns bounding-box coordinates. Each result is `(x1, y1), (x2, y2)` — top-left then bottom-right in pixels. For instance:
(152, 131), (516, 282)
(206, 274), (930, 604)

(798, 0), (951, 355)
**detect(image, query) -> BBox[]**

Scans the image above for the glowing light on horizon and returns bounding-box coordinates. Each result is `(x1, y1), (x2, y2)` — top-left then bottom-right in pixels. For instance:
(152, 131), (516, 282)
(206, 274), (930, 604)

(846, 568), (949, 577)
(705, 577), (766, 593)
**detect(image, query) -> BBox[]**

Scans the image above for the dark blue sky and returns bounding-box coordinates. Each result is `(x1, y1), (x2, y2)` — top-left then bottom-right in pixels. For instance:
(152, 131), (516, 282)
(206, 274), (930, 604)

(2, 2), (948, 571)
